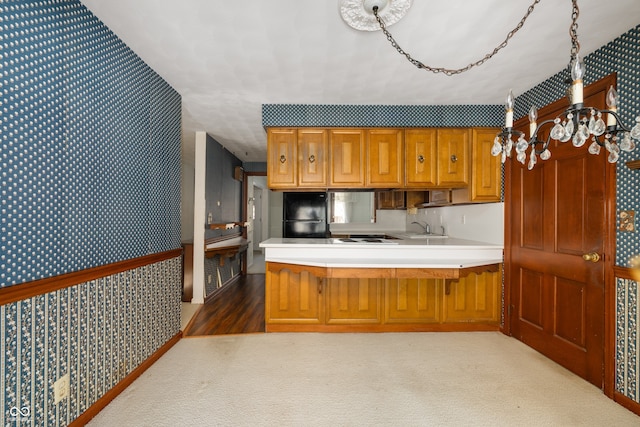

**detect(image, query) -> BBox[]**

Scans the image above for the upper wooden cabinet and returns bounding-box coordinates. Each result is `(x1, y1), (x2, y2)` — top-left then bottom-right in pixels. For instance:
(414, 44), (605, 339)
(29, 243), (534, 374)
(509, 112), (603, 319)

(405, 129), (437, 187)
(267, 127), (499, 201)
(329, 129), (365, 187)
(470, 128), (502, 202)
(405, 128), (468, 188)
(298, 129), (328, 188)
(366, 129), (403, 187)
(267, 128), (297, 188)
(436, 129), (469, 187)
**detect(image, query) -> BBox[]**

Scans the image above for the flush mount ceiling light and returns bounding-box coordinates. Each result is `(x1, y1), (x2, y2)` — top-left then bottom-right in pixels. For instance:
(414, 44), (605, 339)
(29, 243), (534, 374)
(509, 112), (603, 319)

(340, 0), (411, 32)
(492, 0), (639, 168)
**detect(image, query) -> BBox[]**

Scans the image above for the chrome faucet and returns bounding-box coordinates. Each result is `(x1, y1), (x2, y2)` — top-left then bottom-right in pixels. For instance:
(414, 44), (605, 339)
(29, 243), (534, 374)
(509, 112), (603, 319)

(411, 221), (430, 234)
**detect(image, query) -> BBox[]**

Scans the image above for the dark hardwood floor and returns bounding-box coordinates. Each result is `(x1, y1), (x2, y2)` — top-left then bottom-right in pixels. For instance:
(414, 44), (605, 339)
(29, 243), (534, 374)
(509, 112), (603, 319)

(183, 273), (266, 336)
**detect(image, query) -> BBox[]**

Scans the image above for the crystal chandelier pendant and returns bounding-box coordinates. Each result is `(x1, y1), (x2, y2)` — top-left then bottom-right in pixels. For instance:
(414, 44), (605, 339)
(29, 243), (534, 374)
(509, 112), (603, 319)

(631, 117), (640, 139)
(540, 148), (551, 160)
(588, 141), (601, 155)
(527, 151), (537, 170)
(560, 119), (573, 142)
(491, 139), (502, 156)
(517, 151), (526, 164)
(572, 124), (589, 147)
(588, 111), (606, 136)
(550, 119), (565, 140)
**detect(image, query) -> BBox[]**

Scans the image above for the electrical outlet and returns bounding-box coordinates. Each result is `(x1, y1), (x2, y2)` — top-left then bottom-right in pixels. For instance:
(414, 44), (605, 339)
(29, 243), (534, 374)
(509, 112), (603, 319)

(207, 274), (212, 284)
(461, 215), (466, 224)
(54, 374), (69, 404)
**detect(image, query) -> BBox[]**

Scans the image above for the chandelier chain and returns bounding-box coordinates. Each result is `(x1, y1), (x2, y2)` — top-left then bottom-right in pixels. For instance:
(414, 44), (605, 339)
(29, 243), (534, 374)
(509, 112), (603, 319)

(372, 0), (541, 76)
(569, 0), (580, 57)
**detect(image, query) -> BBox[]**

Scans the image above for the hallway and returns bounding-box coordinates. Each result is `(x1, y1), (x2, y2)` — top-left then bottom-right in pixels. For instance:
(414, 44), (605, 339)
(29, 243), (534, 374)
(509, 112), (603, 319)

(183, 272), (266, 336)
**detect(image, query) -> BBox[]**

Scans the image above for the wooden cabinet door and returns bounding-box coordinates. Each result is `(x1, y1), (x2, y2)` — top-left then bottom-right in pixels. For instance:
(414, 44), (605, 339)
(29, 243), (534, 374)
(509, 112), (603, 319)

(266, 264), (323, 324)
(366, 129), (403, 187)
(436, 129), (469, 187)
(267, 128), (297, 188)
(325, 278), (382, 324)
(385, 278), (440, 323)
(375, 190), (405, 210)
(329, 129), (365, 187)
(441, 271), (499, 323)
(471, 128), (501, 202)
(405, 129), (437, 187)
(298, 129), (327, 187)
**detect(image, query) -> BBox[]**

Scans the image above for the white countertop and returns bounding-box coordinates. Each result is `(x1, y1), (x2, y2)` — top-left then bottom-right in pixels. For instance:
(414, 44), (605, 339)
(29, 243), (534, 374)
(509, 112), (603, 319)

(259, 236), (503, 269)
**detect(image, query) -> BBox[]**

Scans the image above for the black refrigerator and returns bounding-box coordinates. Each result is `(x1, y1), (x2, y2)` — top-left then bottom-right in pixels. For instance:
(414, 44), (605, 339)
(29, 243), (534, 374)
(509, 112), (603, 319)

(283, 192), (329, 238)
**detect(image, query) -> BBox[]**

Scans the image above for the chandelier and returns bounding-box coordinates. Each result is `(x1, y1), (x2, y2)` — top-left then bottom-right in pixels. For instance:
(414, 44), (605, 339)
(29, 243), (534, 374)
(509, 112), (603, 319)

(491, 0), (640, 168)
(339, 0), (640, 168)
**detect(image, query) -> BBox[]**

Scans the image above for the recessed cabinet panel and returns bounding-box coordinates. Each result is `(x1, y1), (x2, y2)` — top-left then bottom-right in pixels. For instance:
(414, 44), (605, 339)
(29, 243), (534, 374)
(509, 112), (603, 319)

(471, 128), (502, 201)
(298, 129), (328, 187)
(266, 267), (323, 324)
(267, 128), (297, 188)
(405, 129), (437, 187)
(442, 271), (499, 323)
(437, 129), (469, 187)
(385, 278), (440, 323)
(325, 278), (382, 324)
(329, 129), (365, 187)
(367, 129), (403, 187)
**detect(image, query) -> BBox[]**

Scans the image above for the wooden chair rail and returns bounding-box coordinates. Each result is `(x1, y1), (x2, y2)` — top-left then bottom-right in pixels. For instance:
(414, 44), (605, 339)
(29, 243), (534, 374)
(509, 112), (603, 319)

(0, 249), (183, 306)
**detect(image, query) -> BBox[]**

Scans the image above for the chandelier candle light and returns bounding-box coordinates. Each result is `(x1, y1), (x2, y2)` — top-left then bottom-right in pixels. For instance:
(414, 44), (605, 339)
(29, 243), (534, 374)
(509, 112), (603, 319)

(492, 0), (640, 169)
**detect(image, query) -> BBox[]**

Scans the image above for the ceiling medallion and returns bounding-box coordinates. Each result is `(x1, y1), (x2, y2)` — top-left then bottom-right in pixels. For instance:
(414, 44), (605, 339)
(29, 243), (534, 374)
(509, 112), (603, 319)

(340, 0), (411, 32)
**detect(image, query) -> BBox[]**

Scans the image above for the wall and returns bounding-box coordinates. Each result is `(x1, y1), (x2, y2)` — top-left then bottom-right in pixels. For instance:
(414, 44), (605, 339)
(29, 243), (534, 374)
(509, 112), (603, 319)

(202, 135), (243, 296)
(1, 1), (182, 425)
(513, 25), (640, 405)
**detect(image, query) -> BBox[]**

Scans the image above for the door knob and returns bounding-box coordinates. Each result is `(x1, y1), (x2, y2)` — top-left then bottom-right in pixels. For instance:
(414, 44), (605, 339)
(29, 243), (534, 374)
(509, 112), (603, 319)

(582, 252), (601, 263)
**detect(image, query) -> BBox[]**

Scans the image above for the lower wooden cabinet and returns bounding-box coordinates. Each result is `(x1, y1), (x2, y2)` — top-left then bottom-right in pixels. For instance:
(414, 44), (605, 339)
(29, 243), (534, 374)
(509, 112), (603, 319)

(326, 278), (382, 324)
(385, 278), (440, 324)
(266, 262), (501, 331)
(265, 263), (324, 324)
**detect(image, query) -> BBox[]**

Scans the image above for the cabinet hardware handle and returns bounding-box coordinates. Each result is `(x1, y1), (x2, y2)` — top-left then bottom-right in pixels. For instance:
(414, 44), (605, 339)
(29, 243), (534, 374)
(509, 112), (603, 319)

(318, 281), (322, 295)
(280, 155), (286, 163)
(418, 155), (424, 163)
(582, 252), (601, 263)
(450, 154), (457, 163)
(309, 154), (316, 163)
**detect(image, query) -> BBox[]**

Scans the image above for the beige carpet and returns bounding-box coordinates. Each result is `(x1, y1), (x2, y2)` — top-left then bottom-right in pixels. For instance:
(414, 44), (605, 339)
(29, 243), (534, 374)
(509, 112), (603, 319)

(87, 332), (638, 426)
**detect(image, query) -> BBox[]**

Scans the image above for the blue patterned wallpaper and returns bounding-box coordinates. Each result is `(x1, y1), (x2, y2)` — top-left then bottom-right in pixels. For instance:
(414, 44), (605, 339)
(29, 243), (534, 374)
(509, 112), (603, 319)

(262, 104), (504, 128)
(1, 0), (182, 288)
(1, 0), (183, 425)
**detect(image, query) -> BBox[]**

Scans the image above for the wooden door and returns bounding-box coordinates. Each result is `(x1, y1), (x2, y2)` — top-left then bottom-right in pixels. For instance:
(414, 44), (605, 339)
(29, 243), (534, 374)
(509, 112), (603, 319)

(385, 278), (440, 323)
(507, 76), (615, 387)
(366, 129), (403, 187)
(265, 263), (323, 324)
(405, 129), (437, 187)
(325, 278), (382, 324)
(267, 128), (296, 188)
(329, 129), (365, 187)
(436, 129), (469, 187)
(298, 129), (327, 187)
(471, 128), (502, 202)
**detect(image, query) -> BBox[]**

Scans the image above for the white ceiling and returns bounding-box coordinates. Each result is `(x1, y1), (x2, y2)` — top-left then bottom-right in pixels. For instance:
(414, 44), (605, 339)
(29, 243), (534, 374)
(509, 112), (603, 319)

(79, 0), (640, 162)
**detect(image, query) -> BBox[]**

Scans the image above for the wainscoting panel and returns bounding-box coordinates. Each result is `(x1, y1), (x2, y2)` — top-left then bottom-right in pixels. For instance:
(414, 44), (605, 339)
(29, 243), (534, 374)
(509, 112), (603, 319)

(1, 257), (181, 426)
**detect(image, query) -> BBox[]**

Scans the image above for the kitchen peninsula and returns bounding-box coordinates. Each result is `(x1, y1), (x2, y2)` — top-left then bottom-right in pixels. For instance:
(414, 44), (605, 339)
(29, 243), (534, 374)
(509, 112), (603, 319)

(260, 236), (503, 332)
